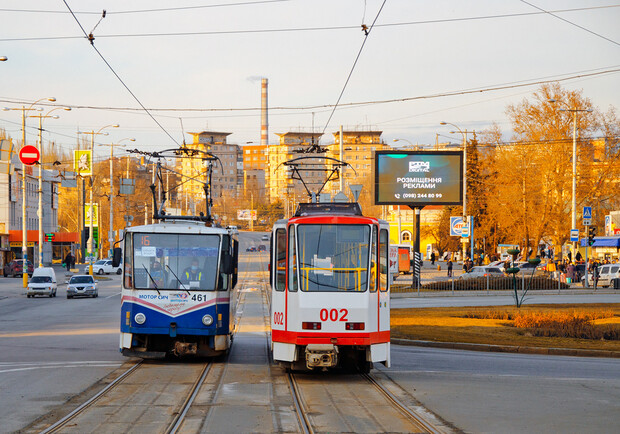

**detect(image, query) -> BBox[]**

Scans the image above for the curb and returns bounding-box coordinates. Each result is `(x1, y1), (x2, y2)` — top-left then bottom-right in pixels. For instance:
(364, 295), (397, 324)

(391, 338), (620, 358)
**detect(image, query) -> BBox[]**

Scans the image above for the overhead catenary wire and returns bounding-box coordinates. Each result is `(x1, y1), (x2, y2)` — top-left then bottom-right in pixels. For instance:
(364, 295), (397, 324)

(520, 0), (620, 48)
(2, 5), (618, 42)
(321, 0), (387, 137)
(0, 0), (292, 15)
(61, 0), (181, 148)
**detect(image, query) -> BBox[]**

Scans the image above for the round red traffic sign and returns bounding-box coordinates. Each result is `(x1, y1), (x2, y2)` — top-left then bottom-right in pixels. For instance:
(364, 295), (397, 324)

(19, 145), (40, 165)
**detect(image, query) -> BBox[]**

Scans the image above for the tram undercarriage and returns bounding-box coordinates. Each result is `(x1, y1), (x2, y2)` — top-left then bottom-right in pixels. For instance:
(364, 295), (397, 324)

(276, 343), (378, 373)
(121, 333), (231, 358)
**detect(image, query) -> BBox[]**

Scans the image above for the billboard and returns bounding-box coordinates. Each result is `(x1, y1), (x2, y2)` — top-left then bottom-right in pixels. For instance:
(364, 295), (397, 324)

(237, 209), (257, 221)
(374, 151), (463, 206)
(85, 203), (99, 227)
(74, 150), (92, 176)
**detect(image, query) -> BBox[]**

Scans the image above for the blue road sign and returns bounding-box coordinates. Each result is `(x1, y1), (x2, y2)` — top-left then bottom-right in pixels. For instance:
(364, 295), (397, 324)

(570, 229), (579, 242)
(450, 217), (464, 237)
(583, 206), (592, 219)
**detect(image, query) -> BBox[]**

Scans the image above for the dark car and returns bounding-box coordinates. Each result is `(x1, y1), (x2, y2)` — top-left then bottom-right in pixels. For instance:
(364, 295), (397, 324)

(246, 246), (257, 252)
(3, 259), (34, 278)
(258, 244), (267, 252)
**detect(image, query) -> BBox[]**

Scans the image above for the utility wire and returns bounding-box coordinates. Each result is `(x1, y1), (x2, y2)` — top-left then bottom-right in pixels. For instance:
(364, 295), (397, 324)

(3, 66), (617, 113)
(520, 0), (620, 48)
(62, 0), (180, 147)
(1, 0), (291, 15)
(2, 5), (618, 42)
(321, 0), (388, 137)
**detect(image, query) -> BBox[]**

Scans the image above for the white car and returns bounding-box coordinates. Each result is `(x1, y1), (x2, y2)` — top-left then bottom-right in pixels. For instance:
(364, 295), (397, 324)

(261, 234), (269, 241)
(583, 264), (620, 287)
(91, 259), (122, 275)
(460, 266), (505, 280)
(27, 267), (58, 298)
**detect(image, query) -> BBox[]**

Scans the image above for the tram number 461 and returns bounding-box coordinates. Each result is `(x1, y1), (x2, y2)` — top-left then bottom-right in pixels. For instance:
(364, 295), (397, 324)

(320, 308), (348, 322)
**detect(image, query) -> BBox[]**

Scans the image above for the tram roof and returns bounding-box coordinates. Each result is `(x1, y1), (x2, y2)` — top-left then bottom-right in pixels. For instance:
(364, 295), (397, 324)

(124, 221), (231, 235)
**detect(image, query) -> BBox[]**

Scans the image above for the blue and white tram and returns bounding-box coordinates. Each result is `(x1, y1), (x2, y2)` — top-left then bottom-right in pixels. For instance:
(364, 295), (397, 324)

(120, 221), (239, 358)
(270, 202), (391, 372)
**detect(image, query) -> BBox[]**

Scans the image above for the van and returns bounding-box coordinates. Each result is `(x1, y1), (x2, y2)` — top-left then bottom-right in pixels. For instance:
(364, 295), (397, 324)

(27, 267), (57, 298)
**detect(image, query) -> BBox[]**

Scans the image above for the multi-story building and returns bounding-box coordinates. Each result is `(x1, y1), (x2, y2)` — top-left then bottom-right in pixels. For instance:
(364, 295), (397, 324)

(0, 140), (59, 267)
(325, 130), (388, 197)
(179, 132), (242, 209)
(242, 144), (267, 198)
(266, 132), (324, 204)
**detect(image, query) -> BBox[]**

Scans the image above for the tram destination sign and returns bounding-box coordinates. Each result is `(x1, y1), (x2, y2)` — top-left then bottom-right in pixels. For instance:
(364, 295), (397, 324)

(374, 150), (463, 206)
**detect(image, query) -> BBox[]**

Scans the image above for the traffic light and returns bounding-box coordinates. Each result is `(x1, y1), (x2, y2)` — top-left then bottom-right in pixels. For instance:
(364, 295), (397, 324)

(588, 226), (597, 246)
(44, 233), (55, 242)
(93, 227), (99, 249)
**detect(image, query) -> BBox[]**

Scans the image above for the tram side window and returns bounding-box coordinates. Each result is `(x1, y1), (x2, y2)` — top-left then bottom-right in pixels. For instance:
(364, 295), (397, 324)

(288, 227), (298, 292)
(231, 238), (239, 289)
(379, 229), (388, 292)
(275, 228), (286, 291)
(218, 235), (231, 291)
(369, 226), (377, 292)
(124, 235), (133, 288)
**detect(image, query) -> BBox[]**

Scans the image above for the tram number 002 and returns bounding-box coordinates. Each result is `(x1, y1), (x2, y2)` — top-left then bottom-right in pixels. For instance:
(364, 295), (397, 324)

(273, 312), (284, 325)
(320, 308), (348, 322)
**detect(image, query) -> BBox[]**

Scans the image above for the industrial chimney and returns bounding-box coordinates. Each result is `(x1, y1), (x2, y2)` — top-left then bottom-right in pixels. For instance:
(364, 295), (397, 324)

(261, 78), (268, 147)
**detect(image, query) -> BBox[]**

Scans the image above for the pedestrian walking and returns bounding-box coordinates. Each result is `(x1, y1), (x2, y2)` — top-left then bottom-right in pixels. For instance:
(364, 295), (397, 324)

(447, 259), (453, 277)
(430, 252), (436, 265)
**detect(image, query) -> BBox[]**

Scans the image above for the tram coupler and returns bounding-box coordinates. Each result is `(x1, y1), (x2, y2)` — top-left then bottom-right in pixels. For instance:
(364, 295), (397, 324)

(305, 344), (338, 369)
(173, 341), (198, 357)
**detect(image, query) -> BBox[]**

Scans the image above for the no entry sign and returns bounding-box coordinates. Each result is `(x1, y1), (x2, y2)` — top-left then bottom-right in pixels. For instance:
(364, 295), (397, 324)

(19, 145), (40, 165)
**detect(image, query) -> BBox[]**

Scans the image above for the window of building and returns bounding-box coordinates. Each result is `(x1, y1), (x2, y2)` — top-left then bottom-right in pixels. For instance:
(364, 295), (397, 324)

(401, 231), (411, 241)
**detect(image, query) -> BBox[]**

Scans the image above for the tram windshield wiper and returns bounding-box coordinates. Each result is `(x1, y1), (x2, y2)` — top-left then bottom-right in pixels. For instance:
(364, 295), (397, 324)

(166, 264), (190, 294)
(142, 265), (161, 295)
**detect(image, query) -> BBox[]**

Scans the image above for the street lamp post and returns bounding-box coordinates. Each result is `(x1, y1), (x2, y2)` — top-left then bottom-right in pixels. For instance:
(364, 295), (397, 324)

(78, 124), (119, 275)
(548, 99), (593, 263)
(30, 107), (71, 267)
(100, 138), (134, 255)
(440, 122), (472, 263)
(3, 97), (56, 287)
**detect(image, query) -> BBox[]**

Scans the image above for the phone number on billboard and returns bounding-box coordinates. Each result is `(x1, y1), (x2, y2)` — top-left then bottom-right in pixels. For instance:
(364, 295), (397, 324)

(402, 193), (443, 199)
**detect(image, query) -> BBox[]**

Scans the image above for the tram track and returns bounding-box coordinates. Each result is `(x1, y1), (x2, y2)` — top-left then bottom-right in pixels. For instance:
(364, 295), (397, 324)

(39, 360), (214, 434)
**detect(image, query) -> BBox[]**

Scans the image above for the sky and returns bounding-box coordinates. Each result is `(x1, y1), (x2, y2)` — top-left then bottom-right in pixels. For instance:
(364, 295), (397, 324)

(0, 0), (619, 160)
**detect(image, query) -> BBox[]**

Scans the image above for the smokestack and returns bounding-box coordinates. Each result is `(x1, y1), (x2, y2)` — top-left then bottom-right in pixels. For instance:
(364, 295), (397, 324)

(261, 78), (268, 147)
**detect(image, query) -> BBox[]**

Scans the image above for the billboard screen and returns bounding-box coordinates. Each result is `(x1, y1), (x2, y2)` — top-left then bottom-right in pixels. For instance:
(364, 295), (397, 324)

(374, 151), (463, 206)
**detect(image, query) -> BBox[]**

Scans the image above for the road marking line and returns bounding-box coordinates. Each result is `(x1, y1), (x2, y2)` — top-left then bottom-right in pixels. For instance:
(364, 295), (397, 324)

(0, 327), (117, 338)
(0, 364), (121, 374)
(105, 291), (121, 299)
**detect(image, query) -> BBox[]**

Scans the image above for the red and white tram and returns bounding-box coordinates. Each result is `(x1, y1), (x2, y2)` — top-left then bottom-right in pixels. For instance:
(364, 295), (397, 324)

(270, 202), (390, 372)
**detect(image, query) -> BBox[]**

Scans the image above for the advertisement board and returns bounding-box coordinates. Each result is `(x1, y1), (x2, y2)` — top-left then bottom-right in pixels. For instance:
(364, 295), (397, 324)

(74, 150), (92, 177)
(237, 209), (257, 221)
(374, 151), (463, 206)
(85, 203), (99, 227)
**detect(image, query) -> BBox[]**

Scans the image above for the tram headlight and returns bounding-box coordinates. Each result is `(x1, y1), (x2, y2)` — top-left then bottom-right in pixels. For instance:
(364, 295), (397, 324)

(202, 315), (214, 326)
(134, 313), (146, 325)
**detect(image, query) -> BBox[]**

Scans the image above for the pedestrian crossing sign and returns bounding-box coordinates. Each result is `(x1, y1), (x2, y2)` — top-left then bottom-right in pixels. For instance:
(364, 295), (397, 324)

(583, 206), (592, 219)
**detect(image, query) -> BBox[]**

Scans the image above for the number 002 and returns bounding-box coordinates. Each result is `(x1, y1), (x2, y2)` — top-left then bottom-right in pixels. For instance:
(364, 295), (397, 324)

(319, 308), (348, 322)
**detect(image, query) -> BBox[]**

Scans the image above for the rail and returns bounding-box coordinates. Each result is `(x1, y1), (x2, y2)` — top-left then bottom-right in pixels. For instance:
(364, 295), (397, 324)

(40, 361), (144, 433)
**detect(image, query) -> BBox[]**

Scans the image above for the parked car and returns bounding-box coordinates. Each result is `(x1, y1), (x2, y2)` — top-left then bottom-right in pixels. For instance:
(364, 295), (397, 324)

(261, 234), (269, 241)
(582, 264), (620, 287)
(27, 267), (57, 298)
(66, 275), (98, 299)
(459, 266), (505, 280)
(258, 244), (267, 252)
(3, 259), (34, 278)
(92, 259), (122, 275)
(246, 246), (257, 252)
(515, 261), (540, 275)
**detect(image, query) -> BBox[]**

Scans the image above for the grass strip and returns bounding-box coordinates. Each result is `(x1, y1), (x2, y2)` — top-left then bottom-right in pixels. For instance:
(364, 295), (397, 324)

(391, 303), (620, 352)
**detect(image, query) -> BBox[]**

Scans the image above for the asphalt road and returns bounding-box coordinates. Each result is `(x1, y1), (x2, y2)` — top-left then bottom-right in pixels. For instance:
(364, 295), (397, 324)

(0, 230), (618, 432)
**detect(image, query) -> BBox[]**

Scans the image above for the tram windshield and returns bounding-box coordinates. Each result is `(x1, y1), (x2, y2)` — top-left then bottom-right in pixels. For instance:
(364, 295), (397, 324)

(297, 224), (371, 292)
(128, 233), (221, 290)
